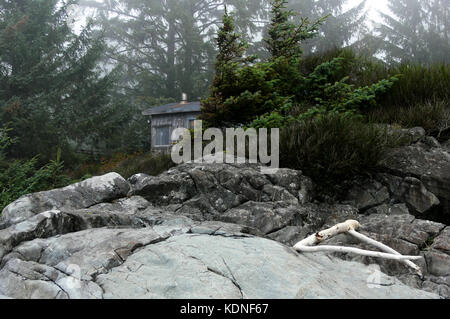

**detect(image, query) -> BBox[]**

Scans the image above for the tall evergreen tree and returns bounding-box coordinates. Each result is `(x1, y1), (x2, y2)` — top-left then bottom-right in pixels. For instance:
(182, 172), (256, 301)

(81, 0), (268, 101)
(201, 1), (323, 127)
(287, 0), (367, 55)
(0, 0), (115, 161)
(375, 0), (449, 64)
(200, 8), (254, 127)
(200, 0), (398, 128)
(266, 0), (323, 60)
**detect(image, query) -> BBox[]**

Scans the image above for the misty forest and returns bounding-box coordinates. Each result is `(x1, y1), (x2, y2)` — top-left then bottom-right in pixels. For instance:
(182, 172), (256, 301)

(0, 0), (449, 211)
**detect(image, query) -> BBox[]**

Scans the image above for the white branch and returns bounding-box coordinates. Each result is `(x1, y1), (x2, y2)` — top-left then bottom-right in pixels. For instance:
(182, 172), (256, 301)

(294, 245), (423, 261)
(347, 230), (423, 276)
(293, 220), (423, 274)
(294, 220), (361, 248)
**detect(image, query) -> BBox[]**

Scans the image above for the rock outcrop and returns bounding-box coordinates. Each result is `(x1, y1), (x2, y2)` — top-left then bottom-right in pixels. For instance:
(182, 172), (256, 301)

(0, 173), (130, 228)
(334, 131), (450, 298)
(0, 207), (437, 299)
(0, 159), (446, 299)
(1, 133), (449, 299)
(380, 137), (450, 220)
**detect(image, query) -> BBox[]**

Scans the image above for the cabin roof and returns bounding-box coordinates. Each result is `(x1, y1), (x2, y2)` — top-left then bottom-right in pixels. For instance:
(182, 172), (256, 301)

(142, 101), (201, 116)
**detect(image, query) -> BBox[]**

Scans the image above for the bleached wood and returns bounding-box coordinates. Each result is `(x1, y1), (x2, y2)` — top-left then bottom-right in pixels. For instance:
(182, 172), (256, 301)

(293, 220), (424, 270)
(347, 229), (423, 276)
(294, 220), (361, 248)
(294, 245), (423, 261)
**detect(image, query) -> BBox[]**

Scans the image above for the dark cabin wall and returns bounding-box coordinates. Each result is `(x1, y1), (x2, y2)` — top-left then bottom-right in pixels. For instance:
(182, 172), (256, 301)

(151, 111), (201, 150)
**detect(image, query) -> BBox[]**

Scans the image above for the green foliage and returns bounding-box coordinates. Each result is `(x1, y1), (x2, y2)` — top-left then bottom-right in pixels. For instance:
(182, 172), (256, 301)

(104, 152), (175, 179)
(202, 2), (323, 127)
(200, 8), (260, 127)
(0, 127), (71, 212)
(202, 3), (397, 129)
(299, 49), (450, 106)
(299, 48), (388, 86)
(377, 63), (450, 109)
(368, 99), (450, 135)
(274, 48), (449, 131)
(297, 71), (398, 120)
(279, 114), (407, 192)
(0, 0), (117, 163)
(299, 48), (450, 109)
(265, 0), (323, 60)
(251, 57), (398, 127)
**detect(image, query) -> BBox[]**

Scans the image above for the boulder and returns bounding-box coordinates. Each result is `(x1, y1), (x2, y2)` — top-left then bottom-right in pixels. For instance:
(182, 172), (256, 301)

(382, 142), (450, 214)
(0, 173), (130, 228)
(406, 127), (427, 143)
(376, 174), (441, 215)
(376, 125), (426, 144)
(443, 140), (450, 152)
(398, 177), (440, 214)
(424, 251), (450, 277)
(344, 178), (390, 211)
(129, 162), (314, 229)
(432, 227), (450, 253)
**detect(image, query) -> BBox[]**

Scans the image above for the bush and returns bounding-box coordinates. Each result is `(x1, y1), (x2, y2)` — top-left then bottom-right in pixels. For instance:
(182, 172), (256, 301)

(70, 152), (175, 180)
(367, 99), (450, 134)
(0, 128), (71, 211)
(301, 49), (450, 109)
(102, 152), (175, 179)
(378, 63), (450, 109)
(279, 114), (407, 194)
(300, 48), (390, 87)
(301, 49), (450, 106)
(0, 158), (72, 211)
(251, 55), (397, 128)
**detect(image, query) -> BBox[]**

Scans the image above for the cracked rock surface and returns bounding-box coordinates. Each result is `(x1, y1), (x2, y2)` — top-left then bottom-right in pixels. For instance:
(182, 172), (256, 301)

(0, 214), (437, 299)
(0, 160), (446, 299)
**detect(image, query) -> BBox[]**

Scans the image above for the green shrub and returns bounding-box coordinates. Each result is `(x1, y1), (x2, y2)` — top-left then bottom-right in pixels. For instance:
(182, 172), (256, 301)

(0, 128), (72, 211)
(367, 99), (450, 134)
(300, 49), (450, 110)
(105, 152), (175, 179)
(279, 114), (407, 194)
(378, 63), (450, 108)
(251, 56), (398, 128)
(300, 48), (390, 87)
(0, 157), (72, 211)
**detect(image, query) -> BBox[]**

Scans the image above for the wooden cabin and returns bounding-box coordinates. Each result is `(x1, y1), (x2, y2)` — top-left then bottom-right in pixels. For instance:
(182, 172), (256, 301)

(142, 94), (201, 151)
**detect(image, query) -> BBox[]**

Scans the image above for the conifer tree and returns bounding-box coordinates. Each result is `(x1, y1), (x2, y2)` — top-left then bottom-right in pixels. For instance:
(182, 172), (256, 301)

(376, 0), (449, 64)
(200, 8), (254, 127)
(266, 0), (323, 60)
(288, 0), (367, 55)
(81, 0), (269, 100)
(0, 0), (115, 161)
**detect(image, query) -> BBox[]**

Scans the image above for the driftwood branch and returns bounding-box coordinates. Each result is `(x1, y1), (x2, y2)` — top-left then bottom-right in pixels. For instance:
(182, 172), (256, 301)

(294, 220), (361, 247)
(293, 220), (423, 276)
(347, 229), (423, 276)
(294, 245), (422, 261)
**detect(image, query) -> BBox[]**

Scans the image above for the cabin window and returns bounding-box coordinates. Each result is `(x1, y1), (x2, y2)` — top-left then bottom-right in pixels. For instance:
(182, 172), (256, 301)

(155, 126), (171, 146)
(188, 119), (195, 130)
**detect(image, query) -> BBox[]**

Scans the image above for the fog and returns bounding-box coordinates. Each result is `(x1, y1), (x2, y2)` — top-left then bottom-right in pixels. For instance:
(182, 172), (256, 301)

(0, 0), (448, 220)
